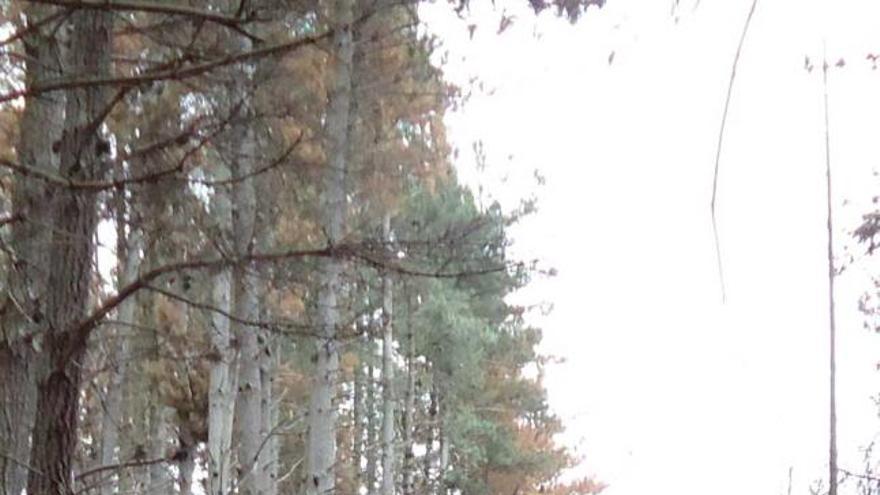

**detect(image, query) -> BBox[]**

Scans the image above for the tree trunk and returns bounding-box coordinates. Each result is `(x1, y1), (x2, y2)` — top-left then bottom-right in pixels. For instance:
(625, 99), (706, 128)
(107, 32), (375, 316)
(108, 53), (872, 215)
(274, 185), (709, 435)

(99, 223), (143, 495)
(233, 190), (262, 495)
(424, 385), (436, 494)
(121, 289), (154, 494)
(438, 414), (449, 495)
(401, 291), (416, 495)
(305, 0), (353, 493)
(25, 7), (112, 494)
(437, 392), (449, 495)
(0, 4), (64, 494)
(822, 58), (839, 495)
(228, 39), (264, 495)
(177, 423), (198, 495)
(353, 348), (365, 495)
(260, 335), (280, 495)
(366, 360), (377, 495)
(208, 162), (237, 495)
(140, 250), (172, 495)
(380, 214), (395, 495)
(147, 390), (172, 494)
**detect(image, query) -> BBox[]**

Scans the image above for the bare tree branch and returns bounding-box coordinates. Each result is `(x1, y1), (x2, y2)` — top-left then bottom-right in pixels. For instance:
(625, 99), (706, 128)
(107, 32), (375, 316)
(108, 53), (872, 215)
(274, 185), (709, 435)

(0, 8), (72, 51)
(0, 30), (332, 104)
(57, 242), (507, 367)
(23, 0), (262, 41)
(710, 0), (758, 303)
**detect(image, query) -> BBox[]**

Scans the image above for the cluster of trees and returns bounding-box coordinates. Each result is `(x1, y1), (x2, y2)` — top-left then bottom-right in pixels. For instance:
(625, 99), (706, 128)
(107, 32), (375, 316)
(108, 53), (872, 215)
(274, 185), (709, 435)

(0, 1), (606, 494)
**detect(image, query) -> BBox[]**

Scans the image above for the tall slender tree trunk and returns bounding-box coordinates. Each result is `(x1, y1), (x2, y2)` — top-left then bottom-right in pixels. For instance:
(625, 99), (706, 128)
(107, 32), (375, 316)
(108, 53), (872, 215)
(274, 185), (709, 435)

(208, 160), (237, 495)
(147, 409), (172, 493)
(166, 246), (195, 495)
(232, 146), (263, 495)
(117, 294), (144, 493)
(260, 334), (280, 495)
(122, 289), (154, 494)
(177, 422), (198, 495)
(401, 291), (416, 495)
(100, 221), (143, 495)
(380, 214), (396, 495)
(26, 7), (113, 493)
(140, 249), (172, 495)
(0, 5), (64, 494)
(823, 57), (838, 495)
(424, 383), (447, 495)
(256, 155), (278, 495)
(366, 360), (378, 495)
(227, 35), (265, 495)
(305, 0), (353, 493)
(353, 347), (365, 495)
(438, 410), (449, 495)
(424, 384), (437, 494)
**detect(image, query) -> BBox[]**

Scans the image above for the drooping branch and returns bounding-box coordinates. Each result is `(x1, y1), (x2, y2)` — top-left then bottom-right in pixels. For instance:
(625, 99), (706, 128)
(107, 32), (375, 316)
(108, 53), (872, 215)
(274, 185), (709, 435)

(141, 283), (329, 340)
(709, 0), (758, 302)
(61, 242), (507, 366)
(62, 246), (337, 364)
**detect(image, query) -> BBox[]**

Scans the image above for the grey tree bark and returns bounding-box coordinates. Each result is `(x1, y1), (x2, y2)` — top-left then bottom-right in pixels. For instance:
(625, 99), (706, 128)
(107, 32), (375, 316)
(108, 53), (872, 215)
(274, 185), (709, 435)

(25, 6), (113, 494)
(141, 249), (173, 495)
(366, 360), (378, 495)
(353, 341), (365, 495)
(231, 72), (264, 495)
(177, 422), (197, 495)
(208, 160), (237, 495)
(380, 214), (395, 495)
(0, 5), (64, 494)
(305, 0), (353, 493)
(259, 334), (280, 495)
(147, 396), (172, 494)
(256, 150), (278, 495)
(99, 219), (143, 495)
(122, 289), (154, 494)
(401, 292), (416, 495)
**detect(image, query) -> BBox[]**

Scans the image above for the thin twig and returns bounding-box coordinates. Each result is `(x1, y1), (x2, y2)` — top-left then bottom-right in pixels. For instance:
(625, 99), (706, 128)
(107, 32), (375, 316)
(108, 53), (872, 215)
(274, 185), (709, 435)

(0, 450), (44, 477)
(840, 468), (880, 484)
(710, 0), (758, 302)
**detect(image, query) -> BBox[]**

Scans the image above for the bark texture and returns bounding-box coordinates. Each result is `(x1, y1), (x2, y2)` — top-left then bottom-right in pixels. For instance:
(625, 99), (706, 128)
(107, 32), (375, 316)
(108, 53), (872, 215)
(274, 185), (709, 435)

(99, 224), (143, 495)
(209, 265), (237, 495)
(380, 214), (395, 495)
(231, 64), (264, 495)
(208, 165), (237, 495)
(26, 7), (113, 493)
(0, 5), (64, 494)
(304, 0), (353, 493)
(401, 294), (416, 495)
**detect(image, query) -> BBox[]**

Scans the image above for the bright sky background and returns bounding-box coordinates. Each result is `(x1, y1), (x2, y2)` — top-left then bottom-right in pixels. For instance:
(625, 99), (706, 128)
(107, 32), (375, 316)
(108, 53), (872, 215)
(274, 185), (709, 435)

(423, 1), (880, 494)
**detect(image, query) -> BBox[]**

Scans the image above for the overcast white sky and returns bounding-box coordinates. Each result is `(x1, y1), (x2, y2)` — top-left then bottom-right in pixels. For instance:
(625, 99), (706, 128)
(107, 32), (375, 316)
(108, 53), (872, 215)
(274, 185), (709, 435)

(424, 1), (880, 494)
